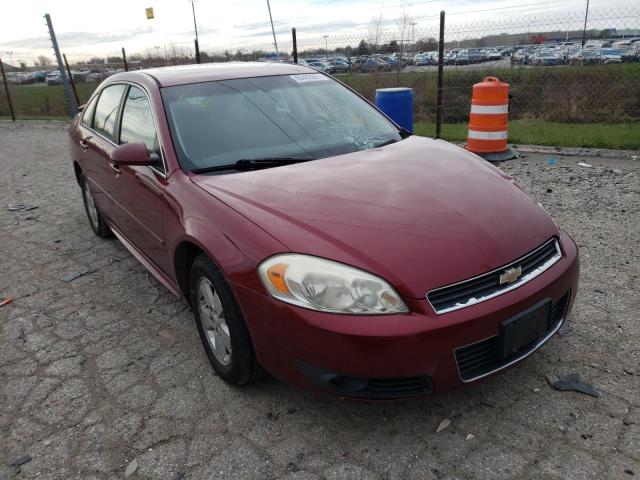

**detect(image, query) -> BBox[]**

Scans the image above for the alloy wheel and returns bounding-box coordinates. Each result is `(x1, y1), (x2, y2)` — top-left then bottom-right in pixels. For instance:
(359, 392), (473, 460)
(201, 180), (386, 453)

(197, 277), (232, 366)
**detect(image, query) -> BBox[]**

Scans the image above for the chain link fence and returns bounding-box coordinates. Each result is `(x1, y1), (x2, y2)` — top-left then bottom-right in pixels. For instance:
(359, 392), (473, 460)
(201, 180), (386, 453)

(1, 6), (639, 147)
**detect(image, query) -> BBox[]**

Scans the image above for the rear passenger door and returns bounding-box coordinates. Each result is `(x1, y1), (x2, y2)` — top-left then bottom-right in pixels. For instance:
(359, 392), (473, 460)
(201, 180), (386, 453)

(78, 84), (127, 224)
(110, 85), (170, 274)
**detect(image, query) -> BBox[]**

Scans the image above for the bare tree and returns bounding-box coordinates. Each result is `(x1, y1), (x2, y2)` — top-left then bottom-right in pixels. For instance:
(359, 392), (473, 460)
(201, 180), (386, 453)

(37, 55), (52, 67)
(368, 11), (384, 55)
(396, 0), (413, 60)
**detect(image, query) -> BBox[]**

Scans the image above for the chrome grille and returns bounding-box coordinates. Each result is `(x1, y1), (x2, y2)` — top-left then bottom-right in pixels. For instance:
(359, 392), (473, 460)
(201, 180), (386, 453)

(427, 238), (561, 314)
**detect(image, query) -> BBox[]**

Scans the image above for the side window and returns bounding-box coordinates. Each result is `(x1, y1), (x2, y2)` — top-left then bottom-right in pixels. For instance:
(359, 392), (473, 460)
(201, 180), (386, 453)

(119, 86), (160, 160)
(93, 84), (126, 141)
(81, 96), (98, 127)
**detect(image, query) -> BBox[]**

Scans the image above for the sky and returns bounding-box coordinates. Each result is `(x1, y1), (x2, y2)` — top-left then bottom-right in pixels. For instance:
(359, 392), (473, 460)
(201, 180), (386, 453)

(0, 0), (638, 65)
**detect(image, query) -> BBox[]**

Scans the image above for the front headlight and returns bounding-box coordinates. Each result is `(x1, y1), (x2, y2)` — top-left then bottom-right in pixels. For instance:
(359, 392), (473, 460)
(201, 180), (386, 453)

(258, 254), (409, 314)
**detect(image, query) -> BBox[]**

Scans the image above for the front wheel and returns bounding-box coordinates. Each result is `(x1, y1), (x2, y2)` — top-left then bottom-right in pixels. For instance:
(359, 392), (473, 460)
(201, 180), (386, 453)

(190, 254), (265, 385)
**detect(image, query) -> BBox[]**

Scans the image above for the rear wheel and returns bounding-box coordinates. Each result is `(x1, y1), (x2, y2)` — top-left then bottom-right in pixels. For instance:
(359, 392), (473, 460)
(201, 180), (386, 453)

(190, 254), (264, 385)
(80, 174), (111, 238)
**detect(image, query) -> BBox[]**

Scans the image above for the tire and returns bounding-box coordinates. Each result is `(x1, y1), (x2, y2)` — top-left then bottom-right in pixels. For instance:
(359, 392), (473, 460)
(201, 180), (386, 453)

(79, 173), (111, 238)
(190, 254), (265, 385)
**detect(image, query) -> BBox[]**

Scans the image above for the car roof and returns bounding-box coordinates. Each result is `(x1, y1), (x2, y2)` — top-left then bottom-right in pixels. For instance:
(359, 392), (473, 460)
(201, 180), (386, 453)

(112, 62), (316, 87)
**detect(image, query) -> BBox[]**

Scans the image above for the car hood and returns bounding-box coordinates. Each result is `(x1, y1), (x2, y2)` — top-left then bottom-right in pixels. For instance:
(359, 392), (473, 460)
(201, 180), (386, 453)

(191, 136), (559, 299)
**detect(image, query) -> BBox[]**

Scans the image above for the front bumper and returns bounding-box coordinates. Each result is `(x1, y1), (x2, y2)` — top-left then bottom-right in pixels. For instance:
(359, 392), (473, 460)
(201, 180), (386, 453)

(233, 231), (579, 399)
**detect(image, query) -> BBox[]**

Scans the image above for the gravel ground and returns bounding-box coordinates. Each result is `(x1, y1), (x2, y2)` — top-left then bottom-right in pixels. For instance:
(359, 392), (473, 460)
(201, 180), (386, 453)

(0, 121), (638, 480)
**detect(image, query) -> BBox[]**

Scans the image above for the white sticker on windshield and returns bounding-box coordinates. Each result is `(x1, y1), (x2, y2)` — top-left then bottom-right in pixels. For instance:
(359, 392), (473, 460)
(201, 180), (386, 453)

(289, 73), (329, 83)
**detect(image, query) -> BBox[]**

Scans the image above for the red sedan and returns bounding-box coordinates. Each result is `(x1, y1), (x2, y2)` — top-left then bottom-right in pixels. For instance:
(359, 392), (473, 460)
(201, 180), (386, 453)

(69, 63), (579, 399)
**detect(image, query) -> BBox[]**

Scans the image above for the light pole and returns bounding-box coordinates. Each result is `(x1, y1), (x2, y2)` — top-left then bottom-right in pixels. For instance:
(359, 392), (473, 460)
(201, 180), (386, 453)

(323, 35), (329, 60)
(581, 0), (590, 47)
(266, 0), (279, 56)
(188, 0), (201, 63)
(5, 51), (14, 66)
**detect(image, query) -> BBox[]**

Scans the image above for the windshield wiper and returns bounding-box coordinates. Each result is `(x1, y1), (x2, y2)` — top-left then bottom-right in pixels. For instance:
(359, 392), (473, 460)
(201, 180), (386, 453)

(373, 138), (400, 148)
(191, 157), (315, 174)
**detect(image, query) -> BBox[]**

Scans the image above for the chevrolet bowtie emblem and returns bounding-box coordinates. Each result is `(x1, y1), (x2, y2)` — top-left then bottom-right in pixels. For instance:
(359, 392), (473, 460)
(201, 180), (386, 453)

(499, 266), (522, 285)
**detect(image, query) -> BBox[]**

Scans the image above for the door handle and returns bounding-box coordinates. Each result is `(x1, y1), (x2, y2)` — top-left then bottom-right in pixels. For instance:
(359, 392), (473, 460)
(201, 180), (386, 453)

(79, 136), (92, 151)
(109, 162), (121, 174)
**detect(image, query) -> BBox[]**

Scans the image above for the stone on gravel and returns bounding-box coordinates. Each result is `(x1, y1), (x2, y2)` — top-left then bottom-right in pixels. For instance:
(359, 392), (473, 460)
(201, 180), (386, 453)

(125, 458), (139, 477)
(436, 418), (451, 433)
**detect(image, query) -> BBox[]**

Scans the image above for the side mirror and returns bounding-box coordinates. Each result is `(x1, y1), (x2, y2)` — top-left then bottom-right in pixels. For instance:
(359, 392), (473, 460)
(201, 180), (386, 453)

(110, 142), (158, 166)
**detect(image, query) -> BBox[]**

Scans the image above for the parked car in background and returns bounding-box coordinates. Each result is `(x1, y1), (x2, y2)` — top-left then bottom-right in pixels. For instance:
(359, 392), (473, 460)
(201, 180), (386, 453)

(413, 51), (438, 66)
(513, 48), (533, 64)
(46, 72), (62, 86)
(379, 55), (404, 70)
(621, 44), (640, 62)
(465, 48), (484, 63)
(446, 50), (469, 65)
(69, 62), (579, 399)
(598, 48), (623, 64)
(569, 49), (600, 66)
(307, 61), (335, 74)
(33, 71), (47, 83)
(413, 54), (432, 66)
(532, 50), (561, 66)
(481, 48), (502, 61)
(328, 61), (350, 73)
(353, 57), (385, 73)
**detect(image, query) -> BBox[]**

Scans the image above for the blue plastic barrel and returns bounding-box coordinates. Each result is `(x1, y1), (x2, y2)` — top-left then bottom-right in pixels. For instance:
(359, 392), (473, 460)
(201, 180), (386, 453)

(375, 87), (414, 133)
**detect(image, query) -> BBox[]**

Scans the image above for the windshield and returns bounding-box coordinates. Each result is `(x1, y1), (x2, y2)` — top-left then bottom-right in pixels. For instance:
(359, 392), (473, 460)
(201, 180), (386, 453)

(161, 73), (402, 171)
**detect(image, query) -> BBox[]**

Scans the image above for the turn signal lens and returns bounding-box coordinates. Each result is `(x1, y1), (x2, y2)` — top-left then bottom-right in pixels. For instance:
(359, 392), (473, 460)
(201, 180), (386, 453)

(258, 254), (409, 315)
(266, 263), (290, 293)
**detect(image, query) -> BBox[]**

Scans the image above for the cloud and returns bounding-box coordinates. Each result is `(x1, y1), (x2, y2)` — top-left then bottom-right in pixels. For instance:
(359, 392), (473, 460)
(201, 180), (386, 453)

(1, 28), (155, 50)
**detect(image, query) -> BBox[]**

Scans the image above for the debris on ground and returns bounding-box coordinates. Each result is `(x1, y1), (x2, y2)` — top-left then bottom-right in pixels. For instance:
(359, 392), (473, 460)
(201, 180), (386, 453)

(0, 297), (12, 307)
(558, 320), (571, 336)
(465, 433), (475, 440)
(547, 158), (557, 165)
(546, 373), (600, 398)
(125, 458), (139, 477)
(9, 454), (32, 473)
(435, 418), (451, 433)
(6, 203), (38, 212)
(577, 162), (592, 168)
(62, 270), (95, 283)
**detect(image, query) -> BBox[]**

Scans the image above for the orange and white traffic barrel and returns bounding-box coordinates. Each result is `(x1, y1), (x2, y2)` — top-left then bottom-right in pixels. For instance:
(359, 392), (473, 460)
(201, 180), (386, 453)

(466, 76), (517, 161)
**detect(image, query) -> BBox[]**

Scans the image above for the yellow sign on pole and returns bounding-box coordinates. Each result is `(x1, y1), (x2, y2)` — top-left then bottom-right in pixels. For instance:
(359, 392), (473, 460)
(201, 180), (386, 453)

(145, 7), (154, 19)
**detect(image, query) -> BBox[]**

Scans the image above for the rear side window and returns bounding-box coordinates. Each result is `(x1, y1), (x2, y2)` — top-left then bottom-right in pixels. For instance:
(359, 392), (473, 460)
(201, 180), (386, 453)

(93, 84), (126, 141)
(81, 96), (98, 127)
(119, 86), (159, 155)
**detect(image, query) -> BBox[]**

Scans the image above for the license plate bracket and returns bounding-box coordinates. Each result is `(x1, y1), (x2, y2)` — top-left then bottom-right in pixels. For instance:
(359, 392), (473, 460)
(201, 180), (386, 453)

(496, 299), (552, 360)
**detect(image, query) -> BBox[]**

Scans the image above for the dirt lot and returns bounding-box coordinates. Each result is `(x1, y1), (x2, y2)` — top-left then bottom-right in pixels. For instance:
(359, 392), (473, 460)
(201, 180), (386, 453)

(0, 121), (638, 480)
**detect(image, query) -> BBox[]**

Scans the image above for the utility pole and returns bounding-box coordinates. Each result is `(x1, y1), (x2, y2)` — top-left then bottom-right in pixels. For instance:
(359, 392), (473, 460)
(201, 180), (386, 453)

(44, 13), (77, 117)
(435, 11), (445, 139)
(188, 0), (201, 63)
(266, 0), (279, 56)
(323, 35), (329, 60)
(581, 0), (590, 47)
(0, 58), (16, 121)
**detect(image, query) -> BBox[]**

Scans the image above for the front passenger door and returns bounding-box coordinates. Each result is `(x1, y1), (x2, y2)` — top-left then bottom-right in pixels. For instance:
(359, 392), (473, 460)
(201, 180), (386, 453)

(110, 85), (170, 274)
